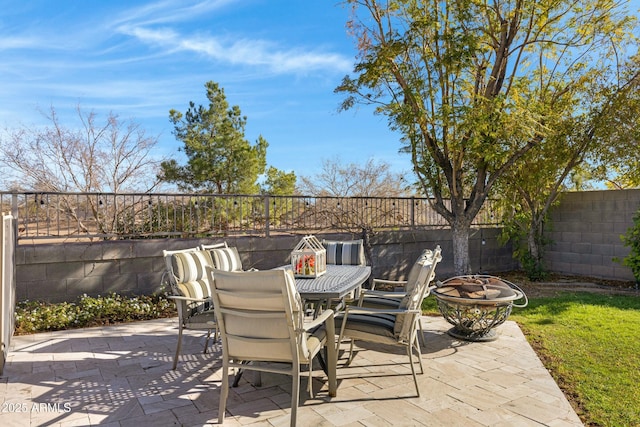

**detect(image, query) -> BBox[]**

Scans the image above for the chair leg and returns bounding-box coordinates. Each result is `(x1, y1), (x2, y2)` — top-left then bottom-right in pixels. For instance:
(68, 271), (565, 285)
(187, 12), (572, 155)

(219, 358), (230, 424)
(232, 362), (247, 387)
(317, 350), (328, 375)
(325, 341), (337, 398)
(291, 366), (300, 427)
(203, 330), (212, 354)
(413, 335), (424, 375)
(418, 318), (426, 347)
(172, 323), (184, 370)
(256, 369), (262, 387)
(406, 345), (421, 397)
(346, 339), (356, 366)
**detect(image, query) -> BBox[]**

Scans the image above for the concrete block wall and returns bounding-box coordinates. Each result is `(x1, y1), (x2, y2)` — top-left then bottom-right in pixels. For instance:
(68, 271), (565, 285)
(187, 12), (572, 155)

(544, 189), (640, 281)
(15, 228), (516, 303)
(17, 187), (639, 303)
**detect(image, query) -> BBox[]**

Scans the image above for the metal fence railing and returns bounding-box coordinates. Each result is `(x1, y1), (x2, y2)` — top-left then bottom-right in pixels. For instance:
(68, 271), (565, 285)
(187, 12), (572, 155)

(0, 192), (501, 242)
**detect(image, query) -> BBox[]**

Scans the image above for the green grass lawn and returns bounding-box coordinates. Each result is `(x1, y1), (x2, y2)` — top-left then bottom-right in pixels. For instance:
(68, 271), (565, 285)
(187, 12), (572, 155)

(425, 293), (640, 427)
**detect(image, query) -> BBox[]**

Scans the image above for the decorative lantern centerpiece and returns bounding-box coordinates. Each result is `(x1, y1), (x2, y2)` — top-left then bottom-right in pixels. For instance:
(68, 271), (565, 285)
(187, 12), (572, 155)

(291, 235), (326, 278)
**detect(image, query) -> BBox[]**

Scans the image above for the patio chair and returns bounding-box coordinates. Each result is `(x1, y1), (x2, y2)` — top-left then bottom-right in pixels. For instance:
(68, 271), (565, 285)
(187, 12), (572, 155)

(163, 247), (217, 370)
(358, 246), (442, 347)
(201, 242), (244, 271)
(336, 247), (442, 397)
(208, 268), (337, 427)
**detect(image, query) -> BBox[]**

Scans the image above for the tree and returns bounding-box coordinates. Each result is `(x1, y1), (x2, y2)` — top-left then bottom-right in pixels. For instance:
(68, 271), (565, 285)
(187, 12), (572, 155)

(298, 156), (408, 197)
(616, 207), (640, 283)
(498, 63), (640, 279)
(593, 59), (640, 190)
(336, 0), (636, 274)
(261, 166), (297, 196)
(299, 157), (409, 267)
(0, 105), (163, 238)
(0, 105), (161, 193)
(160, 81), (268, 194)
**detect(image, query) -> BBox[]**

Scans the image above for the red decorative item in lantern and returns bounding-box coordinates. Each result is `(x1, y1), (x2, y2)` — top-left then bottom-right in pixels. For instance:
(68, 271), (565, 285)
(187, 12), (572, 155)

(291, 235), (326, 278)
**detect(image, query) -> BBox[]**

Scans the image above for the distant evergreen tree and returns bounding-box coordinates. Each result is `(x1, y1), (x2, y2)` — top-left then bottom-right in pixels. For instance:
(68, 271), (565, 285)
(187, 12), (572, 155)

(161, 81), (287, 194)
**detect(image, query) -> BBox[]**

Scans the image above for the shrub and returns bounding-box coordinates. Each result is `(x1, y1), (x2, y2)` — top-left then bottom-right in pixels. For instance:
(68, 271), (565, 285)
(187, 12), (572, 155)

(616, 208), (640, 284)
(15, 293), (176, 335)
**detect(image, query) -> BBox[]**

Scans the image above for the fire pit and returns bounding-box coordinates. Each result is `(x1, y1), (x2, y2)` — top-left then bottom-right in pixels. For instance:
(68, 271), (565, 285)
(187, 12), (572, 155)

(433, 275), (528, 342)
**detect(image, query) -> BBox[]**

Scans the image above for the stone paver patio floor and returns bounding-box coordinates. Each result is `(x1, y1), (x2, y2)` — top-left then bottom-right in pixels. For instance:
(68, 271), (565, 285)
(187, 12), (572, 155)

(0, 316), (583, 426)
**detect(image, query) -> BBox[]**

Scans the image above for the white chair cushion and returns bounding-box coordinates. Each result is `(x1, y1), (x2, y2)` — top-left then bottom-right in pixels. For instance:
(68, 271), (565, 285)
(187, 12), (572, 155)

(209, 247), (243, 271)
(171, 251), (212, 299)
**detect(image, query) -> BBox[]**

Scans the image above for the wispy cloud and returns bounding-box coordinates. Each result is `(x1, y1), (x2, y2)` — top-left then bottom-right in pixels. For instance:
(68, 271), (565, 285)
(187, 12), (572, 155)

(110, 0), (236, 27)
(119, 25), (352, 74)
(0, 36), (41, 50)
(112, 1), (352, 75)
(0, 0), (404, 180)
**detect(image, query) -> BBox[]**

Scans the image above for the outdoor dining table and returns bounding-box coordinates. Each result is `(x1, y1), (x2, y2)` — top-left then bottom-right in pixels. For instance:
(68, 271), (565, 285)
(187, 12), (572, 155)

(277, 264), (372, 316)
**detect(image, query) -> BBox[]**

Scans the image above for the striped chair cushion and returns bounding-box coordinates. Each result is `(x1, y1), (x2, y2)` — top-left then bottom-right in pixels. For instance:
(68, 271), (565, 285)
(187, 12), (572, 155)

(360, 295), (401, 309)
(323, 240), (366, 266)
(336, 311), (397, 340)
(171, 251), (212, 300)
(209, 247), (243, 271)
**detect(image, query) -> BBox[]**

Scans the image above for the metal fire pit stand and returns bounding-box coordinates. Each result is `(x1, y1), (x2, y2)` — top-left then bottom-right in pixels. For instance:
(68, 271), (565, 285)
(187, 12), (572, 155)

(434, 275), (528, 342)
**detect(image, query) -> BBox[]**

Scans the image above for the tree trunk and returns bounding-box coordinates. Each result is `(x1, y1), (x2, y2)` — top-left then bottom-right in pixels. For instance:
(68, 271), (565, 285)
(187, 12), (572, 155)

(527, 226), (539, 262)
(527, 215), (545, 278)
(452, 220), (472, 275)
(360, 226), (374, 288)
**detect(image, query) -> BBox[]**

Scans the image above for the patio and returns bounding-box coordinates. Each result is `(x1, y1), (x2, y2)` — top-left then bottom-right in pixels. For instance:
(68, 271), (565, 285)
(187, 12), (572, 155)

(1, 316), (583, 426)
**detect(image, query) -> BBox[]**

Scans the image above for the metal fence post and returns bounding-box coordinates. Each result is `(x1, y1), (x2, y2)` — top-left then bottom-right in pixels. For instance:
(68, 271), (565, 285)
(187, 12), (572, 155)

(264, 196), (270, 237)
(411, 197), (416, 228)
(10, 194), (18, 247)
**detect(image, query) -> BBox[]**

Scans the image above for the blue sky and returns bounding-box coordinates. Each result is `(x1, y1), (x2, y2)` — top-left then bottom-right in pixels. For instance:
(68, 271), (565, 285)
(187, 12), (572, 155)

(0, 0), (410, 182)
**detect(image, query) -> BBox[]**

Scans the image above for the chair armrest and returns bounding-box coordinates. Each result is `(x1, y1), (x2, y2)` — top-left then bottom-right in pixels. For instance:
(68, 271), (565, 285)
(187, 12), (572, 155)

(424, 284), (437, 297)
(303, 308), (334, 331)
(373, 279), (407, 285)
(167, 295), (212, 304)
(373, 279), (407, 286)
(372, 278), (407, 290)
(345, 306), (420, 316)
(361, 289), (406, 298)
(358, 289), (405, 306)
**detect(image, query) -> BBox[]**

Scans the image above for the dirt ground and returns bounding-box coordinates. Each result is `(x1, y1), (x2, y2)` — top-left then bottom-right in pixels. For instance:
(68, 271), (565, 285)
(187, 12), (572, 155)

(497, 270), (640, 298)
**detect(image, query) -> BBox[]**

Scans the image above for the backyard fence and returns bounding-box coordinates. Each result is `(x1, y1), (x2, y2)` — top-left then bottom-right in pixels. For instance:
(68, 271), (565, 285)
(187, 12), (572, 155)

(0, 192), (501, 242)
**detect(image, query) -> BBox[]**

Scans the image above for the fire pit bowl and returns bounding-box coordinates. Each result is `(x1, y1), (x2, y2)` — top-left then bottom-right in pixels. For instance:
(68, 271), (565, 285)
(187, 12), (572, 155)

(433, 275), (528, 342)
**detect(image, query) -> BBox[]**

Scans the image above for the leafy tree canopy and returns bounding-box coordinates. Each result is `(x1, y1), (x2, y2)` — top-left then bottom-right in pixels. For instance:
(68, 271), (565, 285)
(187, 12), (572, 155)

(261, 166), (297, 196)
(160, 81), (290, 194)
(496, 52), (640, 279)
(336, 0), (637, 273)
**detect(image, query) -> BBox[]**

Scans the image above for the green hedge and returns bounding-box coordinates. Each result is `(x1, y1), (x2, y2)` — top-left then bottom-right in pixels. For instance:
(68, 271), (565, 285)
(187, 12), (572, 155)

(15, 293), (176, 335)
